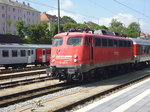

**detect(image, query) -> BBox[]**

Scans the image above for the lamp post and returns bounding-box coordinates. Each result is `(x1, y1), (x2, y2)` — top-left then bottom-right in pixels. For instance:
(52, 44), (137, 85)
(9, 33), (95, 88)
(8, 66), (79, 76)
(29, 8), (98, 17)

(58, 0), (60, 33)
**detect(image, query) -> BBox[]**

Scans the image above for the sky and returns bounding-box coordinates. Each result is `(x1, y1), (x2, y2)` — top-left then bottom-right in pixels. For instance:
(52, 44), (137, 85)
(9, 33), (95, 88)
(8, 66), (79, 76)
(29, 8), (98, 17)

(17, 0), (150, 33)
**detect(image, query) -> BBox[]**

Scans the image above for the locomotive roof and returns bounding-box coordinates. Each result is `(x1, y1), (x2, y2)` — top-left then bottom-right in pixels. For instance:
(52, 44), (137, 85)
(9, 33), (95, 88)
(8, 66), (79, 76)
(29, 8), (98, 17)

(54, 32), (132, 41)
(0, 43), (52, 49)
(130, 38), (150, 45)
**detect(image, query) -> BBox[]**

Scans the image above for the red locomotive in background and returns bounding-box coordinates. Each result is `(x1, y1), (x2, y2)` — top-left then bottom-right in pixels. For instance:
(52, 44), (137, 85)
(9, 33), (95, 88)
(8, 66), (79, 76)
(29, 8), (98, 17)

(46, 29), (150, 81)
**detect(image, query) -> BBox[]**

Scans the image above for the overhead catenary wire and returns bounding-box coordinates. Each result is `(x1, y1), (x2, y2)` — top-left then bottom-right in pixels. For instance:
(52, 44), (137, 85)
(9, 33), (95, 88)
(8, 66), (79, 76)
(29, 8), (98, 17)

(113, 0), (150, 20)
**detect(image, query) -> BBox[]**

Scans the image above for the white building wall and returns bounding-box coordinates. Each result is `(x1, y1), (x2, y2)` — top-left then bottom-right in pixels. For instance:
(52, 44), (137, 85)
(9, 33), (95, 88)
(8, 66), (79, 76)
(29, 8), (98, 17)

(0, 1), (40, 35)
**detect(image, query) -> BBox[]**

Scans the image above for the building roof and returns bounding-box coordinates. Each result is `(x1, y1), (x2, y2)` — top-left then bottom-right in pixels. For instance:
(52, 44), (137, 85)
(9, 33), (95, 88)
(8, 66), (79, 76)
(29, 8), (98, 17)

(0, 0), (39, 12)
(41, 12), (71, 24)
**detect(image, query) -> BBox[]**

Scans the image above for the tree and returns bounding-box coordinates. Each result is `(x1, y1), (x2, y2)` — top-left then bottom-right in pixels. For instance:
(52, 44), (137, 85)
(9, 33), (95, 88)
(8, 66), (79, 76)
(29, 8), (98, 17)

(15, 21), (52, 44)
(15, 21), (25, 40)
(89, 24), (108, 30)
(62, 16), (77, 23)
(109, 18), (125, 34)
(6, 19), (12, 34)
(125, 22), (140, 38)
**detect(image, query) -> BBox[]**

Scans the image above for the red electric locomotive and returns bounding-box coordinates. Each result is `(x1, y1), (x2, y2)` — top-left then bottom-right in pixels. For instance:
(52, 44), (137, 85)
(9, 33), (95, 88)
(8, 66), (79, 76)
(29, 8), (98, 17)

(46, 29), (134, 81)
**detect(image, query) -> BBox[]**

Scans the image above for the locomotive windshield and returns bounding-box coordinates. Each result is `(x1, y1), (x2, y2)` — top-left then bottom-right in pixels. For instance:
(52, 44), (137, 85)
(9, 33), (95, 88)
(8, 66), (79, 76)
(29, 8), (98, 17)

(53, 38), (63, 46)
(67, 37), (82, 46)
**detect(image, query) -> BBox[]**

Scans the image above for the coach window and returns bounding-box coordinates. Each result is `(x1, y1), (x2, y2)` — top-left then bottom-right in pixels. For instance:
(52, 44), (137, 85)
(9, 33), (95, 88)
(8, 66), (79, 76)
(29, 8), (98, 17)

(47, 50), (51, 54)
(53, 38), (63, 46)
(108, 39), (113, 47)
(95, 37), (101, 47)
(2, 50), (9, 57)
(102, 38), (107, 47)
(31, 50), (34, 55)
(43, 50), (46, 55)
(67, 37), (82, 46)
(28, 50), (31, 56)
(12, 50), (17, 57)
(21, 50), (26, 57)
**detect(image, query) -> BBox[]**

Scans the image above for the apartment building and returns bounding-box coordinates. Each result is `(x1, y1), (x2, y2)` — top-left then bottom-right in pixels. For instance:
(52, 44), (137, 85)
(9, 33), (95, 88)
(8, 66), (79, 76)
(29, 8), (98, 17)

(0, 0), (40, 35)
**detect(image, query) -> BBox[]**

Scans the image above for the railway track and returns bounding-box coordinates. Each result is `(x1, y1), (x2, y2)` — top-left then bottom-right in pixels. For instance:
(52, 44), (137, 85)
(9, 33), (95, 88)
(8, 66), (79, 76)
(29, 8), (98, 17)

(0, 66), (47, 75)
(0, 82), (79, 107)
(7, 67), (150, 112)
(0, 76), (54, 89)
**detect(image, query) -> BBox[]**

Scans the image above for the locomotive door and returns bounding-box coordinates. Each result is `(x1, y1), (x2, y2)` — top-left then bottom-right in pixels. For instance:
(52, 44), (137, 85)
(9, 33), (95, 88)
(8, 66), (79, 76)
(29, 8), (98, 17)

(27, 49), (32, 63)
(42, 49), (46, 63)
(89, 37), (94, 62)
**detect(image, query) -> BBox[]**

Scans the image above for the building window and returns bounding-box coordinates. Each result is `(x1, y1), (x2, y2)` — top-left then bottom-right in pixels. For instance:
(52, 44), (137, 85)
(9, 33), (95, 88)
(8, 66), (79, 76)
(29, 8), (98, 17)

(2, 14), (5, 18)
(13, 8), (16, 12)
(32, 12), (34, 16)
(8, 7), (10, 11)
(2, 50), (9, 57)
(14, 16), (16, 20)
(2, 6), (5, 10)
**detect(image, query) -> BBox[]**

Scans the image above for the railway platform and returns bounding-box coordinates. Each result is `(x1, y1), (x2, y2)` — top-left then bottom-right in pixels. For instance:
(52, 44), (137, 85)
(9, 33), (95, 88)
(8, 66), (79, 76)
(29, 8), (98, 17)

(76, 77), (150, 112)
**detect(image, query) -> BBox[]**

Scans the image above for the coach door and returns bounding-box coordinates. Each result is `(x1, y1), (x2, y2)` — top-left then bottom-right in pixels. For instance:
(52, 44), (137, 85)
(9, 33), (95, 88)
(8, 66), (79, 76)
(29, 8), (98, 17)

(27, 49), (32, 63)
(42, 49), (46, 63)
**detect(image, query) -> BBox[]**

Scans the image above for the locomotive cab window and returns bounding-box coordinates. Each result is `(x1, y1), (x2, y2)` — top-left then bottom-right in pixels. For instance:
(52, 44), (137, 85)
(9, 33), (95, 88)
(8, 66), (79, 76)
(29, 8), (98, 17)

(67, 37), (82, 46)
(12, 50), (18, 57)
(2, 50), (9, 57)
(53, 38), (63, 46)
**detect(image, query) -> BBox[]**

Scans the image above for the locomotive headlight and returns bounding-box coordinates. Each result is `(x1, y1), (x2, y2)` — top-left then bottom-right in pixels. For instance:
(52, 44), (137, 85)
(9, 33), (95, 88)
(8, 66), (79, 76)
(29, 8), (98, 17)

(74, 54), (78, 59)
(51, 59), (55, 63)
(74, 59), (78, 63)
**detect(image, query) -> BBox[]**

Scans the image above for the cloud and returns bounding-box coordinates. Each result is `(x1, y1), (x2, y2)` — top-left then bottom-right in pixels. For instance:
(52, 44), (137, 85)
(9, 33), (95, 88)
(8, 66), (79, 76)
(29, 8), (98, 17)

(97, 13), (150, 33)
(61, 0), (73, 9)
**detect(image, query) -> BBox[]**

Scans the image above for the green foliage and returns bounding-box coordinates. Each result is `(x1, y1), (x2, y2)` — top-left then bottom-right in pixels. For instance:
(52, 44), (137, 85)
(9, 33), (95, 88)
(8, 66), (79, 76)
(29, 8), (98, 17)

(62, 16), (77, 23)
(62, 23), (86, 31)
(15, 21), (25, 40)
(15, 21), (52, 44)
(109, 18), (125, 34)
(109, 18), (141, 38)
(89, 24), (108, 30)
(6, 19), (12, 32)
(125, 22), (140, 38)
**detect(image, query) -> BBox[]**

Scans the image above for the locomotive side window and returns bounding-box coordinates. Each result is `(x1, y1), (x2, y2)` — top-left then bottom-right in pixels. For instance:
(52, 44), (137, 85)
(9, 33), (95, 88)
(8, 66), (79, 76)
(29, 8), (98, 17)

(127, 41), (131, 47)
(114, 40), (118, 47)
(53, 38), (63, 46)
(2, 50), (9, 57)
(12, 50), (18, 57)
(95, 37), (101, 47)
(67, 37), (82, 46)
(119, 40), (123, 47)
(108, 39), (113, 47)
(21, 50), (26, 57)
(85, 37), (90, 46)
(102, 38), (107, 47)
